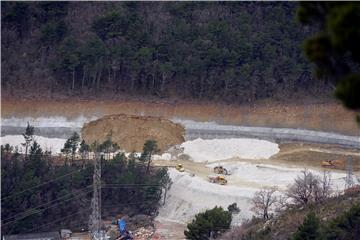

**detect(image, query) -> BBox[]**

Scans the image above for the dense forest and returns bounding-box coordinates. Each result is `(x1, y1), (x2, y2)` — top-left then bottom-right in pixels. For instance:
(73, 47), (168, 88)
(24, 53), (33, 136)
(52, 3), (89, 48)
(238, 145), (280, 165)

(1, 1), (331, 103)
(1, 131), (169, 235)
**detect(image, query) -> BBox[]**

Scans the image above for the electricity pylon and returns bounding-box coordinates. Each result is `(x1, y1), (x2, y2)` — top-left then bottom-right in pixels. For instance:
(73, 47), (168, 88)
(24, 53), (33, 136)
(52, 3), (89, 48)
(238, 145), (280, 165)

(345, 156), (354, 189)
(89, 151), (105, 240)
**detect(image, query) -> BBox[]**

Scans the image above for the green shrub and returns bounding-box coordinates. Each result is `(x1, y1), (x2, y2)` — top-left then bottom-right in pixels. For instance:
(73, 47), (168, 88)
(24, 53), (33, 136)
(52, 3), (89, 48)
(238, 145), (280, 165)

(184, 206), (232, 239)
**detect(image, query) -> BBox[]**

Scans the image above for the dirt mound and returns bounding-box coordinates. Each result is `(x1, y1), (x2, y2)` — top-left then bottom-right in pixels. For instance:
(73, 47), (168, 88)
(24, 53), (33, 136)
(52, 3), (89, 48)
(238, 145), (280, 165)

(81, 114), (185, 153)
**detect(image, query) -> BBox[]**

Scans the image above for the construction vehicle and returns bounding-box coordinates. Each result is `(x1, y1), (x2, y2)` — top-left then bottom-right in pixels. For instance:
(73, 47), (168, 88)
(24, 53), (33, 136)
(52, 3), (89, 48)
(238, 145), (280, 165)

(214, 166), (230, 175)
(175, 163), (185, 172)
(208, 175), (228, 185)
(321, 160), (345, 169)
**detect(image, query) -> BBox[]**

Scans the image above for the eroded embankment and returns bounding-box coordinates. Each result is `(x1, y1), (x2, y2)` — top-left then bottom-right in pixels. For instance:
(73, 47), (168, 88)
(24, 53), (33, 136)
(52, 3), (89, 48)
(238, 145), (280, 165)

(81, 114), (185, 152)
(2, 99), (359, 136)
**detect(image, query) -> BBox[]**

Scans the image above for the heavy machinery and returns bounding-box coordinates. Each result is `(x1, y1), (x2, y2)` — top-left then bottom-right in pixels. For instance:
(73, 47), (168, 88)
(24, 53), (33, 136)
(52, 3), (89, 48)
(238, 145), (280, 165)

(175, 163), (185, 172)
(208, 175), (228, 185)
(321, 160), (345, 169)
(213, 166), (230, 175)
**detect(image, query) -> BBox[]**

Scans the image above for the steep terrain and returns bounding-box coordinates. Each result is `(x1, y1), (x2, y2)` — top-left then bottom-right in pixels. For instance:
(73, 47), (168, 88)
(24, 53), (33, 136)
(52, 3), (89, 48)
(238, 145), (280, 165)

(235, 193), (360, 240)
(2, 99), (359, 136)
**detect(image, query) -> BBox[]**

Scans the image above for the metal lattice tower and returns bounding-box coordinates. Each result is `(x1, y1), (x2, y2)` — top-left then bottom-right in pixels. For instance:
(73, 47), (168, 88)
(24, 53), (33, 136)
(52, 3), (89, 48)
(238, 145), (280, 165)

(345, 156), (354, 189)
(89, 152), (105, 240)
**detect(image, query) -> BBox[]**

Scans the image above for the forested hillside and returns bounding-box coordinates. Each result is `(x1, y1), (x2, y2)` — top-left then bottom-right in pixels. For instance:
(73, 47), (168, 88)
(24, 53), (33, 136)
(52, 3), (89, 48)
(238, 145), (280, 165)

(1, 136), (169, 234)
(1, 2), (330, 102)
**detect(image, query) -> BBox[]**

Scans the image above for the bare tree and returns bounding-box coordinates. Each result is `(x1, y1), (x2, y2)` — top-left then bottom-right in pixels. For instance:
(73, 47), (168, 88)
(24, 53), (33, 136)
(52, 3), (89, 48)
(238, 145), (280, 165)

(220, 226), (245, 240)
(286, 170), (332, 206)
(286, 170), (318, 205)
(251, 186), (278, 220)
(274, 195), (289, 214)
(314, 171), (332, 203)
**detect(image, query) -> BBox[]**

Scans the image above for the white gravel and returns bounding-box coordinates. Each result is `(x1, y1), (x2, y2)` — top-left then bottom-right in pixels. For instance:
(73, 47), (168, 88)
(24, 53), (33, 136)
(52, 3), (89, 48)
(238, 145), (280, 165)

(1, 116), (97, 128)
(0, 135), (66, 154)
(207, 162), (347, 190)
(180, 138), (279, 162)
(158, 162), (349, 225)
(152, 153), (172, 161)
(157, 168), (256, 225)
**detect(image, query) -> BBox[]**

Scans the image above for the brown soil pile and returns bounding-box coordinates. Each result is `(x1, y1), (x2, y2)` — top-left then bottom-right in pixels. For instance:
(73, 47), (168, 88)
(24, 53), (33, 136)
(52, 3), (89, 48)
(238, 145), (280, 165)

(81, 114), (185, 153)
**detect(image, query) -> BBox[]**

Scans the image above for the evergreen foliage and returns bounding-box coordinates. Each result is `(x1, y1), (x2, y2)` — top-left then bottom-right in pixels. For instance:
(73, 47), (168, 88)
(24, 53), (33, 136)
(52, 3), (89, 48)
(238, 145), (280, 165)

(1, 128), (169, 235)
(292, 211), (321, 240)
(2, 2), (327, 102)
(140, 139), (158, 174)
(297, 2), (360, 120)
(322, 204), (360, 240)
(184, 206), (232, 239)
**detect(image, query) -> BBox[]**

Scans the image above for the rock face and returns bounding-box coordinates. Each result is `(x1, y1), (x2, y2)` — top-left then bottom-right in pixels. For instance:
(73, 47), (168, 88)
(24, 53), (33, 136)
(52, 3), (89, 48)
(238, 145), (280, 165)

(81, 114), (185, 153)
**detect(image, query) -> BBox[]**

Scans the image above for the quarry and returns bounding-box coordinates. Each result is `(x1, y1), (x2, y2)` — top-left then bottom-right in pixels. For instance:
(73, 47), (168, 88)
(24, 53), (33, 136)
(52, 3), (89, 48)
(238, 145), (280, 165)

(1, 111), (359, 239)
(2, 2), (360, 239)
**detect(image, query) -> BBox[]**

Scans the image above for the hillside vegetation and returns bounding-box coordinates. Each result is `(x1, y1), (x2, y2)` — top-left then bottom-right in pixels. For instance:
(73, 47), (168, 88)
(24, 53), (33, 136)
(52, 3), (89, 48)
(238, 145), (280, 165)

(2, 2), (330, 102)
(223, 192), (360, 240)
(1, 129), (169, 235)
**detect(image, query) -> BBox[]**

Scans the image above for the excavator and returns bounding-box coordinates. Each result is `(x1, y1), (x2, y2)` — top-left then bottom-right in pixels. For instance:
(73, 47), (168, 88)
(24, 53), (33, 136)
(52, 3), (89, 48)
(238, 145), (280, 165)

(213, 166), (230, 175)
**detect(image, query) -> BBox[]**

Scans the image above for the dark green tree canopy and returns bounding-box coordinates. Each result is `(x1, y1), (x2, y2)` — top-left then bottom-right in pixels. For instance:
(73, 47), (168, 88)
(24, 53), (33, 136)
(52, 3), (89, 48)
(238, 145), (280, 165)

(2, 2), (331, 103)
(292, 211), (321, 240)
(184, 206), (232, 239)
(297, 2), (360, 115)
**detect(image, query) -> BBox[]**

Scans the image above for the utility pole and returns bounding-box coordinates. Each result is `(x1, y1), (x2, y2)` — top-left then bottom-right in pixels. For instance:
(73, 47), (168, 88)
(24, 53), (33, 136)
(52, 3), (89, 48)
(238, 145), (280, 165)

(345, 156), (354, 189)
(89, 150), (105, 240)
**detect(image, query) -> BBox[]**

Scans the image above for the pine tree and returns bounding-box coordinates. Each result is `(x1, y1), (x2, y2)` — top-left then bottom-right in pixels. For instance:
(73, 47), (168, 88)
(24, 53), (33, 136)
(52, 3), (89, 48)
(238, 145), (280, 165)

(140, 139), (158, 174)
(184, 206), (232, 239)
(22, 122), (34, 159)
(293, 211), (321, 240)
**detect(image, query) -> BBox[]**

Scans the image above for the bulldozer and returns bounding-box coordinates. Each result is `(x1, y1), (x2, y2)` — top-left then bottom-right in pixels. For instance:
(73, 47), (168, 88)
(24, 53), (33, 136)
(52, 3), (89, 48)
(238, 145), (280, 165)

(208, 175), (228, 185)
(175, 163), (185, 172)
(321, 160), (345, 169)
(213, 166), (230, 175)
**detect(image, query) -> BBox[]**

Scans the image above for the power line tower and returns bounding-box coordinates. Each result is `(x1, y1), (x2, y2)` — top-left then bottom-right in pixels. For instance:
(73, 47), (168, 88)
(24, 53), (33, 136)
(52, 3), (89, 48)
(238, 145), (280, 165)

(345, 156), (354, 189)
(89, 151), (105, 240)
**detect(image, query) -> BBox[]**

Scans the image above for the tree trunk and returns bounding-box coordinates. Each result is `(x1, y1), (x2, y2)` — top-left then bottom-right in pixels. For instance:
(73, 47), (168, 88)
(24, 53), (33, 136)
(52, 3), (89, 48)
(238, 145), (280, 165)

(163, 188), (167, 205)
(199, 75), (204, 99)
(113, 70), (117, 91)
(82, 66), (86, 89)
(25, 144), (28, 160)
(108, 66), (111, 85)
(161, 73), (166, 93)
(96, 69), (102, 90)
(92, 70), (97, 89)
(72, 69), (75, 90)
(146, 153), (152, 174)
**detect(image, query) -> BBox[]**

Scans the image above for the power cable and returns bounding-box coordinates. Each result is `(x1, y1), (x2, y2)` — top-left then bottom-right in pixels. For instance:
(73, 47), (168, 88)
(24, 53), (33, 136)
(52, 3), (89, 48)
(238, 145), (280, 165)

(25, 208), (91, 234)
(2, 187), (93, 225)
(1, 166), (92, 201)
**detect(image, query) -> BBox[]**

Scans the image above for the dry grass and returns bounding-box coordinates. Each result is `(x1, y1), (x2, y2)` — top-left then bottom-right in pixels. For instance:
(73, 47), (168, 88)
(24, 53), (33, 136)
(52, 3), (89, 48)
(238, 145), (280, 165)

(2, 99), (359, 135)
(272, 143), (360, 171)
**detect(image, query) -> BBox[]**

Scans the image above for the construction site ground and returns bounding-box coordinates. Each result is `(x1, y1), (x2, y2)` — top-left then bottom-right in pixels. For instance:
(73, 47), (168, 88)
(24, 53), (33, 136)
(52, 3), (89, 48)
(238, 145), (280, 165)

(154, 142), (360, 180)
(152, 142), (360, 239)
